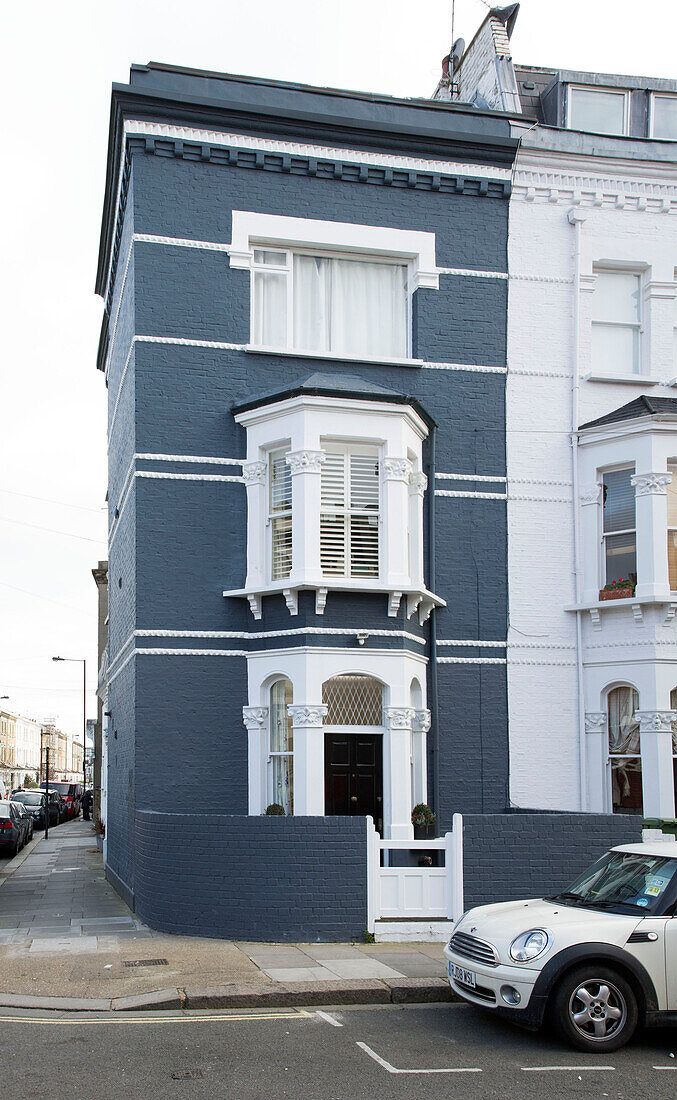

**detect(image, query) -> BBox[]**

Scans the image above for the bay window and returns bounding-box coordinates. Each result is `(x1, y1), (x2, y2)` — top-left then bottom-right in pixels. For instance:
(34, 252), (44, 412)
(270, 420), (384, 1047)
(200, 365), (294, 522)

(320, 445), (380, 579)
(608, 686), (641, 814)
(591, 270), (641, 376)
(670, 688), (677, 805)
(602, 468), (637, 586)
(252, 248), (409, 359)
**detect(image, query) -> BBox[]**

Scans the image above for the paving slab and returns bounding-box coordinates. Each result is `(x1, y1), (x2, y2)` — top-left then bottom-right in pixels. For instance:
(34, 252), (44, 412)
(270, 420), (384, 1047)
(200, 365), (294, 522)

(263, 966), (340, 982)
(317, 957), (405, 980)
(112, 988), (182, 1011)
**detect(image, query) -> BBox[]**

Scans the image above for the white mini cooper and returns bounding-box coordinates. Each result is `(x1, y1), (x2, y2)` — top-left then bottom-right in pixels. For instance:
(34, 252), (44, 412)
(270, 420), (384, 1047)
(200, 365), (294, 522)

(444, 842), (677, 1052)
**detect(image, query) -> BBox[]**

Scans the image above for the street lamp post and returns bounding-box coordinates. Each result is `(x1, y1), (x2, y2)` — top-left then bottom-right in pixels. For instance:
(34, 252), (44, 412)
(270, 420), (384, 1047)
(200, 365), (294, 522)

(52, 657), (86, 799)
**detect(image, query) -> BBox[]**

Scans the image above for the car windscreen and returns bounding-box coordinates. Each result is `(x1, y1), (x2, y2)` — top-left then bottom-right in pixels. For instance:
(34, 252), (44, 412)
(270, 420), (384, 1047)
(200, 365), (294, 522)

(40, 782), (70, 795)
(562, 851), (677, 915)
(12, 792), (43, 806)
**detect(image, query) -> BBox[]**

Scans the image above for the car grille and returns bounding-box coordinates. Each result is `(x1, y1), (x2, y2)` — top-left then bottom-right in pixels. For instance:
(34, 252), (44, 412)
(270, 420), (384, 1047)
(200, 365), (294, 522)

(454, 979), (496, 1003)
(448, 931), (498, 968)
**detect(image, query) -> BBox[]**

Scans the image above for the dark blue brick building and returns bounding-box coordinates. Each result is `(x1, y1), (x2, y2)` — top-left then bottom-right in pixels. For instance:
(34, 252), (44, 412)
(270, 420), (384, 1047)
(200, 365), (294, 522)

(96, 63), (520, 938)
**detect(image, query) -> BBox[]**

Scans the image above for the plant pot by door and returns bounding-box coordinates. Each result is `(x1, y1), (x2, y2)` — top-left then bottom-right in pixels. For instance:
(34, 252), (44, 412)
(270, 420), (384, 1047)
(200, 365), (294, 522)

(413, 823), (432, 840)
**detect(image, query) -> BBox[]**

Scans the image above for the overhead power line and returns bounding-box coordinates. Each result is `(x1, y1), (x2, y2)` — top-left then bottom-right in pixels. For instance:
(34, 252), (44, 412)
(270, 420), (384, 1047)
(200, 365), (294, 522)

(0, 515), (105, 545)
(0, 487), (105, 514)
(0, 581), (91, 617)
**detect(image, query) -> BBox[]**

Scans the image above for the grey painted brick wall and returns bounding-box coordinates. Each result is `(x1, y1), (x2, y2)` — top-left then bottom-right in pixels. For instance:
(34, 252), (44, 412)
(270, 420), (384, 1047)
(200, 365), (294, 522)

(133, 812), (368, 941)
(462, 813), (644, 909)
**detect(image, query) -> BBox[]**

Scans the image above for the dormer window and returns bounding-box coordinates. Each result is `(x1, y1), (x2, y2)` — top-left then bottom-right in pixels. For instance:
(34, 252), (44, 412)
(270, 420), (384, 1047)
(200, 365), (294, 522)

(568, 86), (627, 136)
(652, 94), (677, 140)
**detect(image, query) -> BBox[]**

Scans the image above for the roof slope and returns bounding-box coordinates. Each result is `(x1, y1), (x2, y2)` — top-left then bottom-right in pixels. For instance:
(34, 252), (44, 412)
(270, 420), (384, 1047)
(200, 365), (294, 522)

(579, 396), (677, 430)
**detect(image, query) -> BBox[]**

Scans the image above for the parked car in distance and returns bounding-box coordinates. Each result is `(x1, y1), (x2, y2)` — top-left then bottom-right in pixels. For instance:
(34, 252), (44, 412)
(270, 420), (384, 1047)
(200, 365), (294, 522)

(445, 842), (677, 1053)
(11, 790), (49, 829)
(0, 800), (28, 856)
(40, 781), (82, 820)
(11, 800), (34, 843)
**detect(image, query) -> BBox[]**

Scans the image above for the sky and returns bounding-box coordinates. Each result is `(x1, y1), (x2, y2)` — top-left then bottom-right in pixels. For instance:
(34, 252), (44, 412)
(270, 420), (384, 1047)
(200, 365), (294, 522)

(0, 0), (674, 743)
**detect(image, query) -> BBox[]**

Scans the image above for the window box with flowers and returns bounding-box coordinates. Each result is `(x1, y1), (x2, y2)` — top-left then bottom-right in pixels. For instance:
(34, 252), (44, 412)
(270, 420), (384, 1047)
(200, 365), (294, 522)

(600, 576), (636, 601)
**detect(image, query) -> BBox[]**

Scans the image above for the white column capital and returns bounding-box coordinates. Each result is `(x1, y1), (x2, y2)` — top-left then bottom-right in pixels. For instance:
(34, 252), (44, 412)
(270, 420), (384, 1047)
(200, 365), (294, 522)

(384, 457), (413, 482)
(408, 471), (428, 497)
(286, 449), (325, 475)
(631, 472), (673, 497)
(242, 706), (268, 730)
(413, 708), (431, 733)
(288, 704), (328, 727)
(585, 711), (607, 734)
(635, 710), (677, 733)
(242, 461), (267, 486)
(384, 706), (416, 730)
(580, 483), (602, 506)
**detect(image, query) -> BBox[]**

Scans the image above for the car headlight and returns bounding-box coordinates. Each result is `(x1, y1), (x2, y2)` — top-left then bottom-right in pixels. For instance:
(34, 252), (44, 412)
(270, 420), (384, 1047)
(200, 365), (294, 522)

(509, 928), (550, 963)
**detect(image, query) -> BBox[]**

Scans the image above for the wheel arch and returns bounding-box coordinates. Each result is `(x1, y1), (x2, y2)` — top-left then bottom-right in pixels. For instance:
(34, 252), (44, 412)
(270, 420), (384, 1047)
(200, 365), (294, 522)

(532, 943), (658, 1024)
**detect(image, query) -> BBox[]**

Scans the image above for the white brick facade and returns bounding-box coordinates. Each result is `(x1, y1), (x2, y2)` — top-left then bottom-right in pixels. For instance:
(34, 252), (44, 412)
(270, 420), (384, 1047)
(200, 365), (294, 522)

(507, 141), (677, 817)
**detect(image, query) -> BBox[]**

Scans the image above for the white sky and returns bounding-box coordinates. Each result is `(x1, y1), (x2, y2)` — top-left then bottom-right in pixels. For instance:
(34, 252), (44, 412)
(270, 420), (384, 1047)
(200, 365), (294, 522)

(0, 0), (674, 741)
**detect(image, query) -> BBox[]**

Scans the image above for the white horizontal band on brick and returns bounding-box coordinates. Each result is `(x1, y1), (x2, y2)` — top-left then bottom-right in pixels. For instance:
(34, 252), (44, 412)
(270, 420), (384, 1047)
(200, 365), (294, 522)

(437, 656), (507, 664)
(508, 658), (577, 667)
(136, 648), (248, 657)
(136, 453), (242, 466)
(134, 233), (230, 252)
(438, 267), (507, 279)
(436, 472), (506, 483)
(106, 634), (135, 678)
(509, 494), (572, 504)
(435, 489), (507, 500)
(508, 641), (576, 650)
(124, 119), (513, 181)
(135, 626), (425, 644)
(108, 340), (135, 440)
(107, 647), (136, 685)
(511, 274), (573, 285)
(508, 477), (571, 487)
(104, 238), (135, 379)
(509, 368), (570, 378)
(136, 471), (243, 484)
(436, 639), (506, 647)
(422, 361), (506, 374)
(136, 334), (247, 351)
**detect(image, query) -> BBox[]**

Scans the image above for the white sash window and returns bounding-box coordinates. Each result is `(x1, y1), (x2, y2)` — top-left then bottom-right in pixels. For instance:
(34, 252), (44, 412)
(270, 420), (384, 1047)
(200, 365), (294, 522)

(252, 249), (408, 359)
(592, 271), (641, 376)
(320, 446), (380, 579)
(269, 449), (292, 580)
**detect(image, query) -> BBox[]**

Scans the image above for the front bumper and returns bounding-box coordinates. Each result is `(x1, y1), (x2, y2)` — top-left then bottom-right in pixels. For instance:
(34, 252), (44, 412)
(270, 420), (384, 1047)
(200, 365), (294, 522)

(443, 943), (546, 1028)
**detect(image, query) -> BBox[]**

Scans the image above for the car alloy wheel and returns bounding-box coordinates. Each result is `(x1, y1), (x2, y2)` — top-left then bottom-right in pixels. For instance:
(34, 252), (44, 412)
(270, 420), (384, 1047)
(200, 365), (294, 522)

(551, 965), (637, 1053)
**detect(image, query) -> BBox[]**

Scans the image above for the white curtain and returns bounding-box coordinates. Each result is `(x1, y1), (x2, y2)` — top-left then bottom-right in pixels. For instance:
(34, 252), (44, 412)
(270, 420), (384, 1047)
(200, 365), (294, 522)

(294, 256), (407, 358)
(608, 687), (640, 755)
(254, 271), (287, 347)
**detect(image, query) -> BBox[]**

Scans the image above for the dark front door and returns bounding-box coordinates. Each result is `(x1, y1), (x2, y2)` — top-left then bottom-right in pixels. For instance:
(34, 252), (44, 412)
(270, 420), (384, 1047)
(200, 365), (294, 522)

(325, 733), (383, 832)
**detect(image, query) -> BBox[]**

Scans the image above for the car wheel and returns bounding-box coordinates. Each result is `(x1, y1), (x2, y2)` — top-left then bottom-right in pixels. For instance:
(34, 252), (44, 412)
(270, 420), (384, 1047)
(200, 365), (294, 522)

(550, 966), (638, 1053)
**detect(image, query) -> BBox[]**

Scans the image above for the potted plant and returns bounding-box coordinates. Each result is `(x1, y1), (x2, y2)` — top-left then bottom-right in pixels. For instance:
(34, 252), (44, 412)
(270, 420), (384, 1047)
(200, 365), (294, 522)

(264, 803), (285, 816)
(599, 575), (636, 601)
(412, 802), (436, 839)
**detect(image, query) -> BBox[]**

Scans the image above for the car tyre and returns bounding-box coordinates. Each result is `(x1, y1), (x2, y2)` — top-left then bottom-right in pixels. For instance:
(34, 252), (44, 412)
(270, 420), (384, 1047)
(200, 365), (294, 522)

(550, 965), (638, 1053)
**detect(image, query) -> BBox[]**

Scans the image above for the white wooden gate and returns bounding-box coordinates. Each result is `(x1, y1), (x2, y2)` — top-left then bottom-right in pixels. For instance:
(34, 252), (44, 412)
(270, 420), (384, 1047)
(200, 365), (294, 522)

(366, 813), (464, 931)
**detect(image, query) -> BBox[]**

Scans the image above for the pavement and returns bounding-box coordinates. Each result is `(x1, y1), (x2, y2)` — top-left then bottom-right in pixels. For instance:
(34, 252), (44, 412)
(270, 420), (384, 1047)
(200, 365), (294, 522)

(0, 818), (451, 1011)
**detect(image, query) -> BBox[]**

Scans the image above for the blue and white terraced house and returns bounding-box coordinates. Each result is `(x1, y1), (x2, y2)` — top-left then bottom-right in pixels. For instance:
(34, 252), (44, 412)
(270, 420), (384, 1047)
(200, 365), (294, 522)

(96, 63), (519, 940)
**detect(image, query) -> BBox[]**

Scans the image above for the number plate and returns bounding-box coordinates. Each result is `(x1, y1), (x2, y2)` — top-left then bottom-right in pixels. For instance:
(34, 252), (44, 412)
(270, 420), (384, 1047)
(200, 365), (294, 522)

(449, 962), (476, 988)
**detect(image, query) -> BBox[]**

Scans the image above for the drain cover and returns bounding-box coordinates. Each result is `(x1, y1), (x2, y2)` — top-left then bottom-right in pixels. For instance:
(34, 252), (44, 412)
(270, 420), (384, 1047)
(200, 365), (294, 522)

(171, 1070), (203, 1080)
(122, 958), (169, 967)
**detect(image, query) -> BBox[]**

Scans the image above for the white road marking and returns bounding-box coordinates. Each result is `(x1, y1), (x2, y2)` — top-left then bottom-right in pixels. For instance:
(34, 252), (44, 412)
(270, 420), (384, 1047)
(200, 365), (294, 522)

(522, 1065), (615, 1072)
(654, 1066), (677, 1070)
(316, 1011), (342, 1027)
(356, 1042), (481, 1075)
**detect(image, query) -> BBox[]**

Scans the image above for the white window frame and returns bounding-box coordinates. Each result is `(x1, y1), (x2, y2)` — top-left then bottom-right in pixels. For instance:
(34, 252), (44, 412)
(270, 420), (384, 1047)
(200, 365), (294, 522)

(320, 442), (381, 581)
(600, 465), (637, 587)
(268, 678), (294, 814)
(229, 211), (439, 367)
(606, 685), (641, 815)
(649, 93), (677, 140)
(268, 447), (293, 581)
(591, 267), (643, 377)
(250, 246), (412, 360)
(567, 85), (630, 136)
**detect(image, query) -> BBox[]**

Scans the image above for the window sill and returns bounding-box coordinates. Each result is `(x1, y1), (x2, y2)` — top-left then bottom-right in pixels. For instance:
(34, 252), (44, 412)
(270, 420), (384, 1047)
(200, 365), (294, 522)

(583, 373), (660, 386)
(223, 580), (446, 624)
(245, 344), (425, 370)
(564, 595), (677, 628)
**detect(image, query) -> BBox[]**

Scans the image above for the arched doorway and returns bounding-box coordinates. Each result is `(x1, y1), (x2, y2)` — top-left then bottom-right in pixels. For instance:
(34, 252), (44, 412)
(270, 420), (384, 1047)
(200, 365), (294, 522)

(322, 674), (384, 832)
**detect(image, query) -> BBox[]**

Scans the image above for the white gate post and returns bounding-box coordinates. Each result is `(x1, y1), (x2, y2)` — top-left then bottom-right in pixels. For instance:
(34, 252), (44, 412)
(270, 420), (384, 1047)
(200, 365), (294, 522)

(366, 817), (379, 933)
(450, 813), (464, 922)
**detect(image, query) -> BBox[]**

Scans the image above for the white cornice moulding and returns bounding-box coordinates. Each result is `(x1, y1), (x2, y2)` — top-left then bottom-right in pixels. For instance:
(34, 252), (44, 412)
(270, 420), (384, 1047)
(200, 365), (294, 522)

(515, 145), (677, 192)
(124, 120), (513, 181)
(229, 210), (439, 290)
(233, 393), (429, 441)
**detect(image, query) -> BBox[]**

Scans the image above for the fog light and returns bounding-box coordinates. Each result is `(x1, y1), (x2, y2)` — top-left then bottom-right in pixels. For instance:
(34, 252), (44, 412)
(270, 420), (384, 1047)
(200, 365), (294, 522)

(500, 985), (521, 1005)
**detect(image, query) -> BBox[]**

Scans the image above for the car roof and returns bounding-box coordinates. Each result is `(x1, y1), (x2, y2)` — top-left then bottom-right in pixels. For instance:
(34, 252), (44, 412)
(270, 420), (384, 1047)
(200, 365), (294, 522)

(613, 841), (677, 859)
